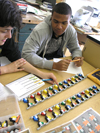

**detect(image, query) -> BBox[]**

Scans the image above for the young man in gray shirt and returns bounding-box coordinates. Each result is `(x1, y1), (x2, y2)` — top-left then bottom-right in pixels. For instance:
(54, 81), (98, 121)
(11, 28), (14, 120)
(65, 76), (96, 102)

(22, 2), (83, 71)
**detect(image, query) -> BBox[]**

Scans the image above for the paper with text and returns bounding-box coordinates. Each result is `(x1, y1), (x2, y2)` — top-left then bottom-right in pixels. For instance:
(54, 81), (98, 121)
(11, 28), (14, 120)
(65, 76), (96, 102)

(5, 74), (45, 100)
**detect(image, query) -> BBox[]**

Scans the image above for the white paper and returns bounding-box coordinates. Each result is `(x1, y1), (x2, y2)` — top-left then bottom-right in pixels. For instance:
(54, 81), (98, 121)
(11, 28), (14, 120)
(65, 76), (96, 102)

(0, 83), (13, 101)
(6, 74), (45, 100)
(0, 56), (11, 66)
(27, 5), (43, 15)
(53, 58), (83, 75)
(0, 57), (45, 100)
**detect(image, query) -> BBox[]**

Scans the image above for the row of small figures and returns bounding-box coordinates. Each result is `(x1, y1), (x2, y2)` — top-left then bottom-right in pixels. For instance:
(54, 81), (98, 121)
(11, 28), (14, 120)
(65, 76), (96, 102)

(29, 85), (100, 130)
(20, 74), (86, 109)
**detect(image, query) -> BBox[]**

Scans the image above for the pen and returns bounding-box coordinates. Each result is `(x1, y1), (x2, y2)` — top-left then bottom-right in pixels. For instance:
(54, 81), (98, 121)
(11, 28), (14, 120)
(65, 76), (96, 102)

(42, 79), (53, 81)
(71, 59), (80, 62)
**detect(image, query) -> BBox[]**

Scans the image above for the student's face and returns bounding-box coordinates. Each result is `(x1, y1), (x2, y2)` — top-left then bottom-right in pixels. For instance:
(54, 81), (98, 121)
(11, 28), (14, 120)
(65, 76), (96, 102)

(51, 12), (71, 37)
(0, 26), (13, 46)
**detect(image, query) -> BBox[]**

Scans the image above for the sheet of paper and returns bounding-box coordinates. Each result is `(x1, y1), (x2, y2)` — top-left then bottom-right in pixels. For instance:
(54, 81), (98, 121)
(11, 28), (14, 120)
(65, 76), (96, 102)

(0, 83), (13, 101)
(6, 74), (45, 100)
(0, 56), (11, 66)
(27, 5), (43, 15)
(53, 58), (83, 75)
(44, 121), (78, 133)
(0, 57), (45, 100)
(72, 108), (100, 133)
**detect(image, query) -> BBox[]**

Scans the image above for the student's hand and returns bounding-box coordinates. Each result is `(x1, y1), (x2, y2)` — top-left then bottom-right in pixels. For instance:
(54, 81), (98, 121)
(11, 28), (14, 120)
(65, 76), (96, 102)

(52, 59), (71, 71)
(8, 58), (26, 72)
(42, 73), (58, 85)
(4, 58), (26, 74)
(73, 57), (84, 67)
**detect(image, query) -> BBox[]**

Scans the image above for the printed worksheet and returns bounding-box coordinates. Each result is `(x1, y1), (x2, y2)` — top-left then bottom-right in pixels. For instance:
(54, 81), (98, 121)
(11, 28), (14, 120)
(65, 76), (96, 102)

(73, 108), (100, 133)
(44, 108), (100, 133)
(44, 121), (78, 133)
(5, 74), (45, 100)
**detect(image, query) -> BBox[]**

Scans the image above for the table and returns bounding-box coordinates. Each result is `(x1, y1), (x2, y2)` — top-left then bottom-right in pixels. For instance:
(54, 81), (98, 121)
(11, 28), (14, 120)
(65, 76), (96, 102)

(22, 14), (43, 24)
(0, 57), (100, 133)
(73, 24), (100, 45)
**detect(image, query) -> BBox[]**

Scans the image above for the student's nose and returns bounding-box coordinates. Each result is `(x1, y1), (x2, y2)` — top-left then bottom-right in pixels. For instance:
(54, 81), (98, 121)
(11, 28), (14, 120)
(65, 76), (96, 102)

(57, 23), (62, 29)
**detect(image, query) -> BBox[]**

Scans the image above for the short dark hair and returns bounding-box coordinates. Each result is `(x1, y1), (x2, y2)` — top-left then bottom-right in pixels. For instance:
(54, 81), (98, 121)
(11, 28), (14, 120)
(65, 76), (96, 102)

(0, 0), (22, 28)
(52, 2), (72, 16)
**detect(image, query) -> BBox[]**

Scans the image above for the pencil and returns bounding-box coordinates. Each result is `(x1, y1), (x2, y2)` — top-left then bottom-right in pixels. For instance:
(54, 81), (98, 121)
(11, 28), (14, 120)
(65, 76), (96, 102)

(71, 59), (80, 62)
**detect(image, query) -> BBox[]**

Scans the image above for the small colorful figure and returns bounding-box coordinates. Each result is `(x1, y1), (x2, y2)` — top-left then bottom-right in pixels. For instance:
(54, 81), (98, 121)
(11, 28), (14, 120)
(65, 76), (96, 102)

(1, 120), (8, 128)
(9, 115), (20, 124)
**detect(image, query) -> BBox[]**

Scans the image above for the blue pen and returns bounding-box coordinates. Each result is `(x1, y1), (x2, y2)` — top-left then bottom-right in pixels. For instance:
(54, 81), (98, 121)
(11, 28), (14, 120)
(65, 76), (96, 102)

(42, 79), (53, 81)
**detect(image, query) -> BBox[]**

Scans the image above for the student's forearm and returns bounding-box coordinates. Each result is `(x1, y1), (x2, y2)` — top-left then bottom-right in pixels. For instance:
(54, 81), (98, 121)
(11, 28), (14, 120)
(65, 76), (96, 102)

(0, 61), (43, 77)
(21, 61), (43, 78)
(0, 66), (9, 75)
(22, 61), (58, 85)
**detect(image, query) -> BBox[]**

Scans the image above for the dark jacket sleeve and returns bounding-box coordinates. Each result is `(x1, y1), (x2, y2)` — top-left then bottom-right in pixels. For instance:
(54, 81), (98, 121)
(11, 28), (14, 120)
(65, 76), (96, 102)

(1, 38), (21, 62)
